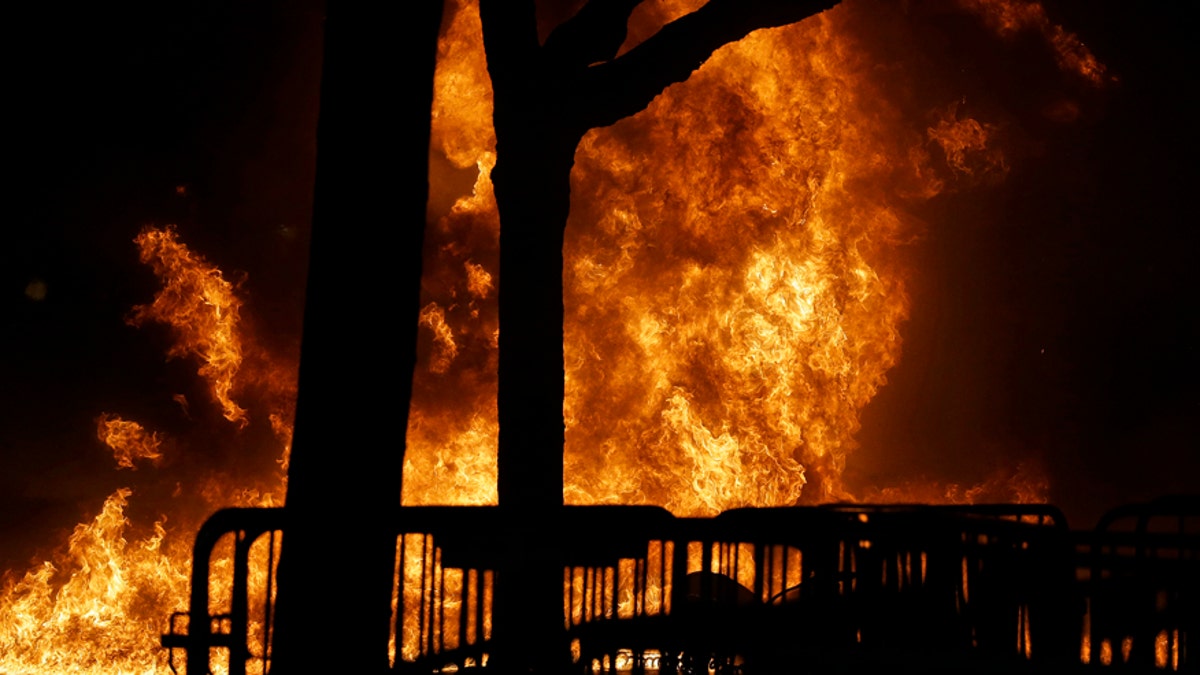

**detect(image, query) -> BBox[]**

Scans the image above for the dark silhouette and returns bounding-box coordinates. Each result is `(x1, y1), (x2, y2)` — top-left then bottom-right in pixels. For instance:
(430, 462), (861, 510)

(228, 1), (844, 672)
(160, 3), (1200, 673)
(166, 499), (1200, 673)
(480, 1), (837, 668)
(267, 2), (444, 673)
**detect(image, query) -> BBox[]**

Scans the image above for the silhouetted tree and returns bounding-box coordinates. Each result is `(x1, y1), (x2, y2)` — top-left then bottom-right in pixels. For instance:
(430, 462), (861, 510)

(481, 1), (837, 669)
(272, 2), (443, 673)
(273, 1), (839, 672)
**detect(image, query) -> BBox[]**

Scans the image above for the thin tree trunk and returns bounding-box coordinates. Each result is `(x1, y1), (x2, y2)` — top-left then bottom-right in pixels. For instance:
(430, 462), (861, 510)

(271, 2), (443, 673)
(480, 1), (837, 669)
(493, 138), (580, 672)
(480, 4), (580, 668)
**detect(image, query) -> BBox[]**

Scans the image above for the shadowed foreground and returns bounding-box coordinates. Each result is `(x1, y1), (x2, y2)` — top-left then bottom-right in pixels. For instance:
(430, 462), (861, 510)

(163, 496), (1197, 674)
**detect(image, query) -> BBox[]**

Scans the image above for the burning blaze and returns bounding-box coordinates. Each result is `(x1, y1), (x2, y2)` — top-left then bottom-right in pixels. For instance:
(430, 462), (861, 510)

(0, 0), (1107, 670)
(0, 490), (189, 675)
(562, 10), (923, 511)
(129, 225), (248, 427)
(1, 227), (294, 674)
(409, 0), (1101, 513)
(97, 414), (166, 470)
(402, 0), (500, 507)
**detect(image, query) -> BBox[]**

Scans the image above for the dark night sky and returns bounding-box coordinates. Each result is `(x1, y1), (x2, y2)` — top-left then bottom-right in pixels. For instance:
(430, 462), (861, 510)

(1, 0), (1197, 570)
(1, 0), (323, 569)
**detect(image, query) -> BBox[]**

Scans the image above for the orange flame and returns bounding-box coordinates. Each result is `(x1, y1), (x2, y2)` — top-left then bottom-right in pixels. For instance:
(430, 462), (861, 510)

(0, 0), (1107, 670)
(0, 489), (190, 675)
(862, 461), (1051, 505)
(1, 226), (293, 674)
(957, 0), (1111, 86)
(409, 0), (1096, 513)
(927, 101), (1009, 181)
(130, 225), (248, 427)
(418, 303), (460, 374)
(96, 413), (166, 470)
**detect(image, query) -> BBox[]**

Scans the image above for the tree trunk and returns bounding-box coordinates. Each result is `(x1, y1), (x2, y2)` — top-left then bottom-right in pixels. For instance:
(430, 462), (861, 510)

(492, 132), (581, 671)
(480, 1), (838, 669)
(480, 3), (579, 669)
(271, 2), (443, 673)
(272, 1), (841, 670)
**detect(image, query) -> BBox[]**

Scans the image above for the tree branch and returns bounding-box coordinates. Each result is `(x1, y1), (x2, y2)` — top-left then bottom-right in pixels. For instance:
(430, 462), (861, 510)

(542, 0), (645, 70)
(479, 0), (541, 99)
(575, 0), (839, 130)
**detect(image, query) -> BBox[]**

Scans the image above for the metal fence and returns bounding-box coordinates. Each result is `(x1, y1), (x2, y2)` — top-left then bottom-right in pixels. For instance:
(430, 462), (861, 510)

(162, 498), (1198, 674)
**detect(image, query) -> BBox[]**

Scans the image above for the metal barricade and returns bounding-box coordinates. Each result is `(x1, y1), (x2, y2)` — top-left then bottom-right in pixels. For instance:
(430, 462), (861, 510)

(162, 499), (1198, 674)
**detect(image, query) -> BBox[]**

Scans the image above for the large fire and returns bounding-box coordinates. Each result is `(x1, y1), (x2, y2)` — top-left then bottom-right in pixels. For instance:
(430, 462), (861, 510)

(405, 0), (1104, 514)
(1, 227), (293, 674)
(0, 0), (1106, 672)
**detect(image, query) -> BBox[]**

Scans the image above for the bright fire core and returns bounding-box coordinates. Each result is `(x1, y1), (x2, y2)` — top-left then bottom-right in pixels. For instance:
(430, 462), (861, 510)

(0, 0), (1104, 673)
(404, 0), (1100, 512)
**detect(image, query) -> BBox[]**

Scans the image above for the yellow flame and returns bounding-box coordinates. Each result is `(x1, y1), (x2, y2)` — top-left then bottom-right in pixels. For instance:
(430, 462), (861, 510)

(0, 490), (189, 675)
(409, 0), (1093, 513)
(564, 6), (956, 513)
